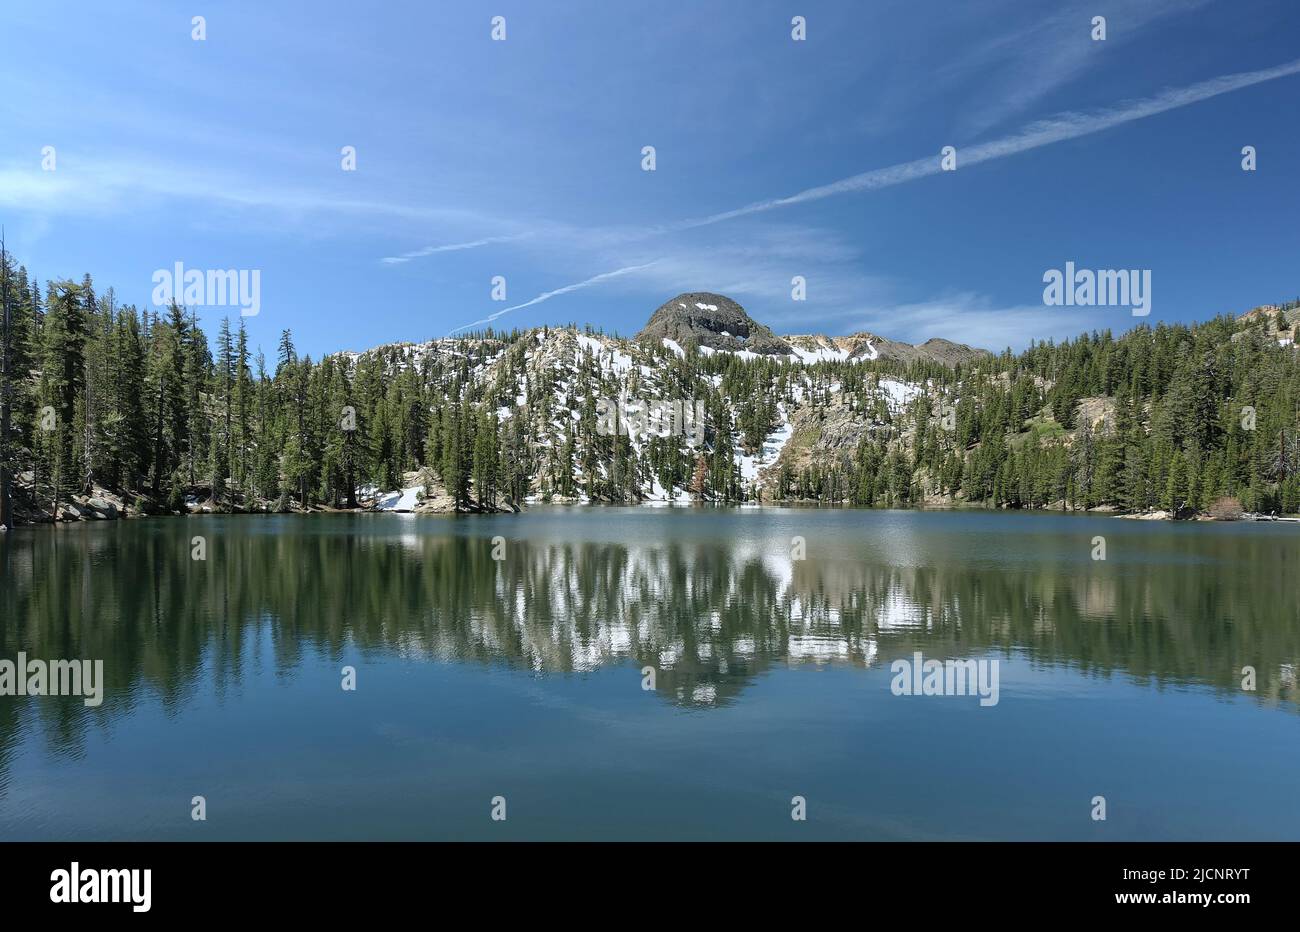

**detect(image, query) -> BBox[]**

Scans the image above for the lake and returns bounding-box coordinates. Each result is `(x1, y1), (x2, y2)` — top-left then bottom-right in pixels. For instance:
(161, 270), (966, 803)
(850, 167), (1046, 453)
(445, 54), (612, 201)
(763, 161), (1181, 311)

(1, 508), (1297, 840)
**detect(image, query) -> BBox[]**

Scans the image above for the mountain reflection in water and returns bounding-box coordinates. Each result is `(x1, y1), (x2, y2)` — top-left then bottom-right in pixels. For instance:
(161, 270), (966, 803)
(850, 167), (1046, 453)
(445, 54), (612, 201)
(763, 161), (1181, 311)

(2, 510), (1296, 763)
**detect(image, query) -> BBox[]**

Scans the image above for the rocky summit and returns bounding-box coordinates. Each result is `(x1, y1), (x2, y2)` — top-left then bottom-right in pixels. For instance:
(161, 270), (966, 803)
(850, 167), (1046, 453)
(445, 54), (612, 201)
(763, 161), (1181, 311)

(634, 292), (990, 369)
(635, 292), (793, 356)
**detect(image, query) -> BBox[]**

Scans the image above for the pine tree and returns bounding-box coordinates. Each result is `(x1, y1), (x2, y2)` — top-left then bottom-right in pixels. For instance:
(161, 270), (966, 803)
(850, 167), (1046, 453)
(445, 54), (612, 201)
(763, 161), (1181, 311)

(0, 236), (20, 528)
(233, 320), (252, 496)
(38, 282), (89, 513)
(472, 409), (498, 510)
(440, 402), (466, 511)
(214, 317), (235, 505)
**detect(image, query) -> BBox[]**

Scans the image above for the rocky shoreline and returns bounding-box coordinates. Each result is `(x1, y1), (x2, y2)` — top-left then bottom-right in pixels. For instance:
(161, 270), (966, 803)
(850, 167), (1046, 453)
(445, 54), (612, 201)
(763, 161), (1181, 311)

(4, 481), (1290, 530)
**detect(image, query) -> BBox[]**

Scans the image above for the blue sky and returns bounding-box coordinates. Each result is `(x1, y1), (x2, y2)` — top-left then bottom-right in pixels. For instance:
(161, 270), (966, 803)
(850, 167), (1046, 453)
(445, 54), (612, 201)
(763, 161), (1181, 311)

(2, 0), (1298, 358)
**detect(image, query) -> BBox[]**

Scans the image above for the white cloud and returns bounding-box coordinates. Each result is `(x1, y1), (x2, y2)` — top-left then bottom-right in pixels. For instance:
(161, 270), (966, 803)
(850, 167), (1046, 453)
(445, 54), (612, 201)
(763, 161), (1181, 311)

(0, 155), (513, 237)
(844, 293), (1106, 352)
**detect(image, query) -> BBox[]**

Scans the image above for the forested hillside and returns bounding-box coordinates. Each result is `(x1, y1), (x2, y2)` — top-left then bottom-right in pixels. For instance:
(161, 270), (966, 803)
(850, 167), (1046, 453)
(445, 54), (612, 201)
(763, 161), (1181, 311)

(1, 253), (1298, 527)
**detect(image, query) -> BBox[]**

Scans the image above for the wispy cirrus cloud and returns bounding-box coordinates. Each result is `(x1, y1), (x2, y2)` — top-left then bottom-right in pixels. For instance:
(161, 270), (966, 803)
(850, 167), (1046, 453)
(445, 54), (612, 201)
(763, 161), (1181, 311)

(425, 57), (1300, 337)
(445, 261), (661, 336)
(391, 54), (1300, 302)
(661, 56), (1300, 233)
(380, 233), (534, 264)
(0, 156), (508, 236)
(592, 224), (887, 315)
(15, 57), (1293, 273)
(941, 0), (1212, 136)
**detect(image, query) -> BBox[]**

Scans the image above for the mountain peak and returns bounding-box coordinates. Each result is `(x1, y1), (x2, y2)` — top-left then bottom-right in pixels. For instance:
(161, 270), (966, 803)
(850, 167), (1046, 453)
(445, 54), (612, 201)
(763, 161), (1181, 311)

(636, 292), (793, 356)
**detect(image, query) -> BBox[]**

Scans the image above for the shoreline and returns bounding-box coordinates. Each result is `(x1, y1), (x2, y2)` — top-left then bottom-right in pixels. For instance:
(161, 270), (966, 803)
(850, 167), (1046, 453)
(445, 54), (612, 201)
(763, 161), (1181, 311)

(5, 492), (1294, 530)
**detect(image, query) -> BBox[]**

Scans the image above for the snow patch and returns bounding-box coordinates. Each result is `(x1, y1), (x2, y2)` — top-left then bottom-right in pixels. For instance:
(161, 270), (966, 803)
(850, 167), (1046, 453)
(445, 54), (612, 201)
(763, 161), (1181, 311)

(737, 406), (795, 482)
(375, 486), (423, 512)
(878, 378), (922, 410)
(789, 344), (848, 365)
(576, 334), (633, 374)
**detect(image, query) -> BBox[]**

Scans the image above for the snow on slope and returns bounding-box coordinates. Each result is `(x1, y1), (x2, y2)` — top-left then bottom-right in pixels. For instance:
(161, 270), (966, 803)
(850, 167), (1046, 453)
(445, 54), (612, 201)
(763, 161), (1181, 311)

(375, 486), (422, 512)
(879, 378), (922, 411)
(349, 323), (932, 507)
(738, 407), (796, 483)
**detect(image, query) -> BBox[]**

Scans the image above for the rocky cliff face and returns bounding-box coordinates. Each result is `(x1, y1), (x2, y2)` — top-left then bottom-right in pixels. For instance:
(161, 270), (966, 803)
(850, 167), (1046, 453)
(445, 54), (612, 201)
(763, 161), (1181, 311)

(635, 292), (793, 356)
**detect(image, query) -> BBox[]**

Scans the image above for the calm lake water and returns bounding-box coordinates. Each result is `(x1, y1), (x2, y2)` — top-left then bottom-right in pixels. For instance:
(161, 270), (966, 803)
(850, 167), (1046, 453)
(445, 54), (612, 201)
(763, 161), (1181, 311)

(1, 508), (1297, 840)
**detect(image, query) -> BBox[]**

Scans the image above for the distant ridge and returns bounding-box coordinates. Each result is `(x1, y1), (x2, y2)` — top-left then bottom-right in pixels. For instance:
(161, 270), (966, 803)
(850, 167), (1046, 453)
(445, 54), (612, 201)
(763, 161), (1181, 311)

(634, 291), (991, 368)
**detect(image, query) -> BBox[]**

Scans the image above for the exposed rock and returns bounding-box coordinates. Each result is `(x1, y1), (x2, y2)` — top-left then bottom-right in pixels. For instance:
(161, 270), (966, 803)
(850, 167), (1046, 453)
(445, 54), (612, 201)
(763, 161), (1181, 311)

(779, 332), (991, 368)
(87, 497), (119, 518)
(636, 291), (995, 368)
(636, 292), (793, 356)
(1075, 396), (1116, 433)
(1234, 303), (1297, 347)
(802, 333), (988, 368)
(769, 403), (878, 481)
(913, 337), (994, 368)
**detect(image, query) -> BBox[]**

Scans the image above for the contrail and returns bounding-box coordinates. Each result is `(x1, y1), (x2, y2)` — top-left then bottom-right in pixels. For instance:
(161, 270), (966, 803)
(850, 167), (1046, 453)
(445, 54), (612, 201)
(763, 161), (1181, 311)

(439, 57), (1299, 333)
(445, 261), (659, 336)
(659, 56), (1300, 232)
(381, 233), (531, 265)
